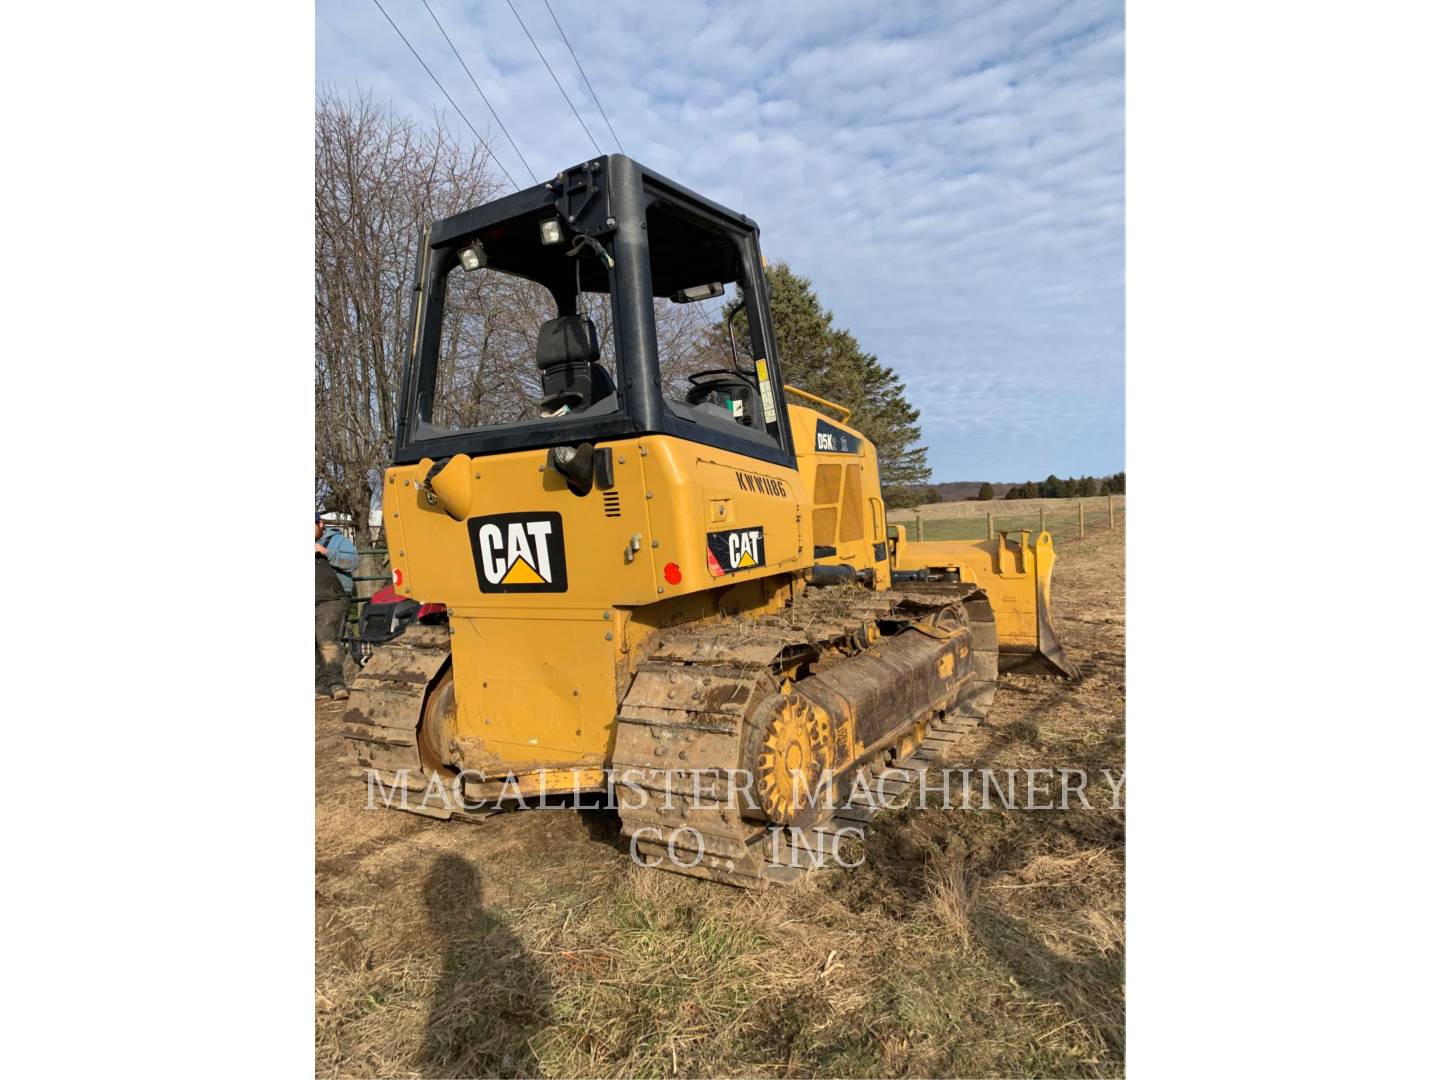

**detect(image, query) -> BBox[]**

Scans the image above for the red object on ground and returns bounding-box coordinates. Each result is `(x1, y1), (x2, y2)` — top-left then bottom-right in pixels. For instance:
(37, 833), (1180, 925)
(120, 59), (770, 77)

(369, 583), (401, 604)
(367, 582), (446, 621)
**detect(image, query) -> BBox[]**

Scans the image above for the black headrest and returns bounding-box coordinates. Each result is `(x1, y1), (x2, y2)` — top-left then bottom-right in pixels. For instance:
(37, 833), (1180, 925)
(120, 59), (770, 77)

(536, 315), (600, 370)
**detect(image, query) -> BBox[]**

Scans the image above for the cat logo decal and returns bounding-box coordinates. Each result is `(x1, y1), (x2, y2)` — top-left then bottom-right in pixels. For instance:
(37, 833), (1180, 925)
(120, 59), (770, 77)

(706, 527), (766, 576)
(468, 512), (568, 593)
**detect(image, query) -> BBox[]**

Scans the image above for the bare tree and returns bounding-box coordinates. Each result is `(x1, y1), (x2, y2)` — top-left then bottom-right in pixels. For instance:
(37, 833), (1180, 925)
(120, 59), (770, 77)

(314, 90), (505, 535)
(316, 91), (723, 535)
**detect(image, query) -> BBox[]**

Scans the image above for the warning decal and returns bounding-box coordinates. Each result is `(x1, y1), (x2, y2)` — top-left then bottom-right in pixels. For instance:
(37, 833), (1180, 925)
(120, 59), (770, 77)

(468, 511), (568, 593)
(706, 526), (767, 576)
(754, 359), (778, 424)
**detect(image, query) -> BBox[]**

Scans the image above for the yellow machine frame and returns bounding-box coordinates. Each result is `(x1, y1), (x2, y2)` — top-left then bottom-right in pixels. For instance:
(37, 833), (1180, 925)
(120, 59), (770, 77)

(379, 393), (1068, 797)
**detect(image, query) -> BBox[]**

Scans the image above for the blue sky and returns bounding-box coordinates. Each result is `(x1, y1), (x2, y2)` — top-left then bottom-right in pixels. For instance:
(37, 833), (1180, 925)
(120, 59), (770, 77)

(318, 0), (1123, 481)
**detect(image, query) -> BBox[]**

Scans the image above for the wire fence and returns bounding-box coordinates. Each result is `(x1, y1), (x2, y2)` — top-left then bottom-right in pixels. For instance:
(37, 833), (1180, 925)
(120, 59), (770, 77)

(891, 495), (1126, 545)
(333, 547), (392, 662)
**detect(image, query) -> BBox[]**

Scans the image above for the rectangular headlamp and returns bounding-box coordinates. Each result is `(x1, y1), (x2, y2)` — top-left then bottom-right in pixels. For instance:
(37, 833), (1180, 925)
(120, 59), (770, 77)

(458, 243), (486, 272)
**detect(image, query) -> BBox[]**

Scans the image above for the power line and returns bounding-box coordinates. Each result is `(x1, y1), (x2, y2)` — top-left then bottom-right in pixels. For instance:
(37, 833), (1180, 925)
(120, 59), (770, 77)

(369, 0), (520, 189)
(541, 0), (625, 154)
(503, 0), (603, 156)
(419, 0), (539, 185)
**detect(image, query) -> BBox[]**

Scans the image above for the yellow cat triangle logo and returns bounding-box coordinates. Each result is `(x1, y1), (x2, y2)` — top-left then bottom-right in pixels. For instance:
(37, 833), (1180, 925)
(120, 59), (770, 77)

(736, 550), (757, 568)
(500, 556), (545, 585)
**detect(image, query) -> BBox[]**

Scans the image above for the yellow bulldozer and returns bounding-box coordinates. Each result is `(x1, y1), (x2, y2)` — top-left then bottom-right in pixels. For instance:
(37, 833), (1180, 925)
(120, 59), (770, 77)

(343, 155), (1075, 886)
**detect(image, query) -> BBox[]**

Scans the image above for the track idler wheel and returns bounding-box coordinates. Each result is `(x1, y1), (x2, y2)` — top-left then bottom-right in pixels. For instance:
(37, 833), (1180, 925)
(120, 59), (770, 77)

(417, 666), (458, 778)
(746, 692), (838, 830)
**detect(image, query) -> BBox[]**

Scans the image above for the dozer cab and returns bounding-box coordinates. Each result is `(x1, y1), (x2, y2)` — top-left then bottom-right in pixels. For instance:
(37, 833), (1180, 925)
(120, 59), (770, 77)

(343, 155), (1075, 886)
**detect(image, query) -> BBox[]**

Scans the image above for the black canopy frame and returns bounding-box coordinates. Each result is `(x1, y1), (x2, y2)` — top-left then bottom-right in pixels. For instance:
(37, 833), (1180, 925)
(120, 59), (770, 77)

(394, 155), (796, 471)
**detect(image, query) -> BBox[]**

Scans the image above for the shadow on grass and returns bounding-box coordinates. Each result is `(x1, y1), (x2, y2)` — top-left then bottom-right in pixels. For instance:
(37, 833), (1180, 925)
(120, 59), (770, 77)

(577, 804), (629, 855)
(421, 853), (552, 1078)
(975, 906), (1125, 1063)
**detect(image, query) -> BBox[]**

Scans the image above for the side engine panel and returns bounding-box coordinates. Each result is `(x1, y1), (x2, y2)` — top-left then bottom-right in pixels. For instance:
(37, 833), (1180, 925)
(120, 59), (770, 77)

(788, 404), (891, 589)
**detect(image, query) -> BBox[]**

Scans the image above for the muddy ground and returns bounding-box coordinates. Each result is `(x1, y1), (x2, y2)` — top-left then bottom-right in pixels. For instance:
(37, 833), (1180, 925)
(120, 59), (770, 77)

(316, 526), (1125, 1078)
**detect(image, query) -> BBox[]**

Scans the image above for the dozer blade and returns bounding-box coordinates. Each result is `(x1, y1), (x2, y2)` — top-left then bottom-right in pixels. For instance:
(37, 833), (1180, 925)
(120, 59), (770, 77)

(889, 526), (1079, 678)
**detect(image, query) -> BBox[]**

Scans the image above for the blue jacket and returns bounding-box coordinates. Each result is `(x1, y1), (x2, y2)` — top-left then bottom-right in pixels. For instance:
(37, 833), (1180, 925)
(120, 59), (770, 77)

(319, 528), (359, 595)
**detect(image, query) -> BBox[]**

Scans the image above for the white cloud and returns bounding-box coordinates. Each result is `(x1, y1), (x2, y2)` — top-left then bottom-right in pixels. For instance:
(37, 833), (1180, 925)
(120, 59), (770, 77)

(318, 0), (1124, 479)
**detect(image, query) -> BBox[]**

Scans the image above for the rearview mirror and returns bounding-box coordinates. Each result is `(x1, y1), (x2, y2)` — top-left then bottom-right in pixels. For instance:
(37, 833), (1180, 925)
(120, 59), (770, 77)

(671, 282), (725, 304)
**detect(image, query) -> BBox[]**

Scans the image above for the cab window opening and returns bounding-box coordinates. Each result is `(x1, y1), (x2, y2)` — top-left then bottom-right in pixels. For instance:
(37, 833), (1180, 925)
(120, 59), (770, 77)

(645, 198), (781, 450)
(416, 234), (620, 439)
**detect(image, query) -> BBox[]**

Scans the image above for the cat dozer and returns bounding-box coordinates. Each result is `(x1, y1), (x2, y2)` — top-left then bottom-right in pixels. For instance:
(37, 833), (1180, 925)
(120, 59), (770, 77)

(342, 155), (1076, 887)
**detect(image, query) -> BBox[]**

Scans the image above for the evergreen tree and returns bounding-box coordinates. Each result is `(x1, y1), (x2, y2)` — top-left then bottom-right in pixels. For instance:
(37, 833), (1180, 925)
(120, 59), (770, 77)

(1079, 476), (1098, 497)
(978, 482), (996, 501)
(728, 263), (931, 502)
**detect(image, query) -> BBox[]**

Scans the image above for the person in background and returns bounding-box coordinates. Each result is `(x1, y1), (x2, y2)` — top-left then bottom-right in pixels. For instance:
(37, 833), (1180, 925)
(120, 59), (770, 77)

(316, 512), (360, 701)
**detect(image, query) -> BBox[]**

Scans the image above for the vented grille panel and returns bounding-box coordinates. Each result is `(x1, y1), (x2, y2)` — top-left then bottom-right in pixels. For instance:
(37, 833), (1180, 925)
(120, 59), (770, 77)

(839, 464), (864, 542)
(603, 491), (622, 517)
(813, 506), (837, 546)
(813, 463), (843, 505)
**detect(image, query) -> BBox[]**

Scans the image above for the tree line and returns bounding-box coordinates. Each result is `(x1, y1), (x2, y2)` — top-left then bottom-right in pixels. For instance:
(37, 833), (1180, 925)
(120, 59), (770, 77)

(315, 91), (931, 529)
(1000, 472), (1125, 500)
(897, 471), (1125, 505)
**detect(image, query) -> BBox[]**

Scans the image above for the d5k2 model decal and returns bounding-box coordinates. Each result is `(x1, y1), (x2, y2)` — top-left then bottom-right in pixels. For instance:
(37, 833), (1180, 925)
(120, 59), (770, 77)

(814, 417), (862, 454)
(468, 512), (568, 592)
(707, 526), (766, 576)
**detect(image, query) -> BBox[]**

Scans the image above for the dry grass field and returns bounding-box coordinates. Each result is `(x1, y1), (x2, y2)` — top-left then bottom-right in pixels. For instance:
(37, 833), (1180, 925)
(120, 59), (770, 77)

(888, 495), (1125, 545)
(315, 525), (1125, 1078)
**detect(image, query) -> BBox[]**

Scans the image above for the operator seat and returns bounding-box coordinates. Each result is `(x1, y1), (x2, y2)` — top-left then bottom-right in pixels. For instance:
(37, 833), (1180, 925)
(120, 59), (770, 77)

(536, 314), (615, 415)
(685, 370), (760, 427)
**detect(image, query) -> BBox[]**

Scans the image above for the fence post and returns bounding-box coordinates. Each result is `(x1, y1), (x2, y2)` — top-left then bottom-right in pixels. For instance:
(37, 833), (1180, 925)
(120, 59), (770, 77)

(916, 511), (924, 542)
(1078, 502), (1085, 540)
(1108, 495), (1115, 528)
(1040, 506), (1047, 533)
(987, 512), (994, 540)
